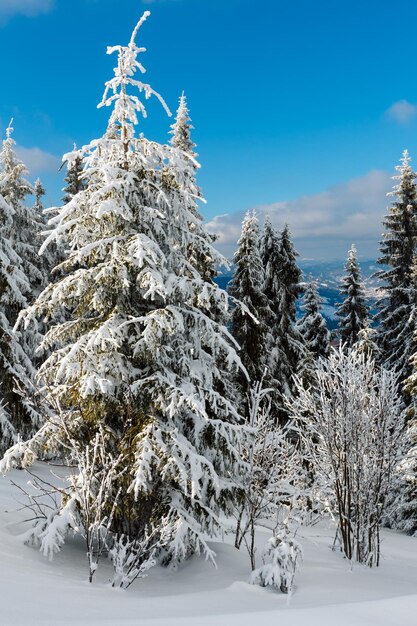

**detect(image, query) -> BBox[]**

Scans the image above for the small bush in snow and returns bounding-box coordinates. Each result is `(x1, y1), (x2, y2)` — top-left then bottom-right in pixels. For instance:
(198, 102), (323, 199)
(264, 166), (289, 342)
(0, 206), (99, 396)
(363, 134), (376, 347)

(250, 535), (302, 594)
(290, 347), (405, 566)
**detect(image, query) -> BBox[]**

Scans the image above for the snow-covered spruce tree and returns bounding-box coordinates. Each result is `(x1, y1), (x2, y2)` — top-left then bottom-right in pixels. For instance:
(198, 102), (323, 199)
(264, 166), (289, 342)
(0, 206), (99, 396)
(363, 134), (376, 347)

(229, 211), (272, 412)
(33, 178), (45, 214)
(169, 92), (216, 283)
(4, 12), (249, 577)
(62, 152), (85, 204)
(335, 244), (368, 348)
(390, 261), (417, 535)
(170, 92), (196, 156)
(296, 278), (330, 359)
(0, 124), (44, 450)
(0, 123), (46, 297)
(32, 178), (59, 285)
(394, 413), (417, 535)
(290, 347), (405, 566)
(355, 319), (380, 362)
(267, 223), (304, 424)
(376, 150), (417, 386)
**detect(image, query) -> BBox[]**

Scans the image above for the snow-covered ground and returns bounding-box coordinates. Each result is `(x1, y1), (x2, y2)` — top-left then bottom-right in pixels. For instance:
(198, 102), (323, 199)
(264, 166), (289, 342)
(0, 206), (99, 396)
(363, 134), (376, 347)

(1, 463), (417, 625)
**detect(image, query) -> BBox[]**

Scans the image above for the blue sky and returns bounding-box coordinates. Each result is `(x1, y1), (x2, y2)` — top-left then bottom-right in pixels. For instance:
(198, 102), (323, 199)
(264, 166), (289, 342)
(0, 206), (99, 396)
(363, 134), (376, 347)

(1, 0), (417, 259)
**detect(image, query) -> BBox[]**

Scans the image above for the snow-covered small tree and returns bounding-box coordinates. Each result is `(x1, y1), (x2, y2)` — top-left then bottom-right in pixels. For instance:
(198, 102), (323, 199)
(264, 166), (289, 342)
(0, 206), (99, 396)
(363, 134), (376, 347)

(355, 320), (380, 362)
(33, 178), (45, 213)
(250, 534), (303, 595)
(229, 211), (272, 411)
(290, 347), (405, 566)
(234, 375), (307, 589)
(4, 11), (249, 580)
(169, 92), (196, 156)
(296, 278), (330, 359)
(62, 152), (85, 204)
(335, 244), (368, 348)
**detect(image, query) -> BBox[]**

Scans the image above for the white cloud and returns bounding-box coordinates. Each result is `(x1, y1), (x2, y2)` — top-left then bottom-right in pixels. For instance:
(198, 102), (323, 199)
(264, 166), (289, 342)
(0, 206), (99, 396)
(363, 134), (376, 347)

(0, 0), (53, 22)
(15, 145), (60, 175)
(386, 100), (417, 124)
(207, 170), (392, 260)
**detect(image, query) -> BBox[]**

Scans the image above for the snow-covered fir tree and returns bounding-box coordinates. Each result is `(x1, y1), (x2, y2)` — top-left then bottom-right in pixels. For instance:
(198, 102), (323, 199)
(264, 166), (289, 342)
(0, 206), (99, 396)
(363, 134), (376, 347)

(169, 92), (196, 156)
(229, 211), (272, 412)
(376, 150), (417, 385)
(262, 222), (304, 424)
(3, 12), (250, 577)
(33, 178), (45, 214)
(404, 257), (417, 402)
(391, 410), (417, 535)
(390, 258), (417, 534)
(0, 123), (45, 297)
(169, 92), (217, 283)
(32, 178), (58, 283)
(355, 319), (380, 362)
(0, 123), (44, 449)
(296, 278), (330, 359)
(62, 152), (85, 204)
(335, 244), (368, 348)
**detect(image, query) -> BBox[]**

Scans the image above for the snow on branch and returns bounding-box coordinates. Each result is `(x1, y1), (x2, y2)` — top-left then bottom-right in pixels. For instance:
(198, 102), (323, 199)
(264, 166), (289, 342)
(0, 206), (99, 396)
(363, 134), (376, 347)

(98, 11), (171, 142)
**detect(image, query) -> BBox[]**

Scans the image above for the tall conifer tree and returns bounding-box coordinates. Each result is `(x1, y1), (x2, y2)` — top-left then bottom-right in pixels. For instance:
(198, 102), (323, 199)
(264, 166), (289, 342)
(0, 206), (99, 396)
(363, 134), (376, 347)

(169, 93), (215, 282)
(229, 211), (272, 411)
(376, 150), (417, 384)
(260, 218), (304, 420)
(63, 153), (85, 204)
(4, 12), (248, 570)
(335, 244), (368, 348)
(0, 124), (43, 449)
(297, 278), (330, 359)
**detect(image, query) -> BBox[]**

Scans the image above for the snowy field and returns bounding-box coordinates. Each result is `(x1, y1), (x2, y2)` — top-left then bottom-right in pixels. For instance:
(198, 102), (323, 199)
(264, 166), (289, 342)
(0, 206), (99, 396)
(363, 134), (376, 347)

(0, 463), (416, 625)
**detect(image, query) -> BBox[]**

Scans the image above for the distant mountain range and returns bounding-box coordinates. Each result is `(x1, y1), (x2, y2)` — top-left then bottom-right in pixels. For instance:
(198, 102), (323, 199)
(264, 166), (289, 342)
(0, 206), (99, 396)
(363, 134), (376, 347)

(215, 258), (383, 330)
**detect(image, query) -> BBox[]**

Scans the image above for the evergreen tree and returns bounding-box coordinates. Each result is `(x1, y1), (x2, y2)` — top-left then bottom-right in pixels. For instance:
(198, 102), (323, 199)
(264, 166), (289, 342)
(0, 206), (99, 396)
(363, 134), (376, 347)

(376, 150), (417, 384)
(4, 12), (248, 574)
(260, 217), (281, 305)
(355, 319), (380, 362)
(62, 152), (85, 204)
(169, 92), (196, 156)
(33, 178), (46, 214)
(296, 278), (330, 359)
(0, 124), (43, 449)
(229, 211), (272, 408)
(260, 219), (305, 422)
(335, 244), (368, 348)
(32, 178), (58, 283)
(169, 93), (216, 283)
(0, 123), (45, 297)
(383, 258), (417, 534)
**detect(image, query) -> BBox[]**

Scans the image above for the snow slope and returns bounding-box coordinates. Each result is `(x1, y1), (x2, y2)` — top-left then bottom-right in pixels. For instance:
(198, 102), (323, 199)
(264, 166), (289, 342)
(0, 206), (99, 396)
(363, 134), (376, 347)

(1, 463), (417, 625)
